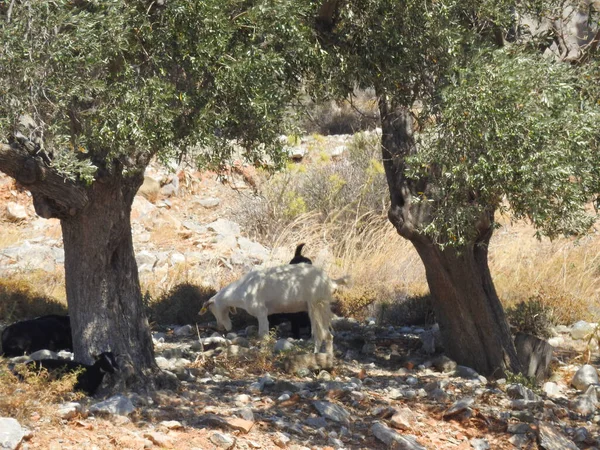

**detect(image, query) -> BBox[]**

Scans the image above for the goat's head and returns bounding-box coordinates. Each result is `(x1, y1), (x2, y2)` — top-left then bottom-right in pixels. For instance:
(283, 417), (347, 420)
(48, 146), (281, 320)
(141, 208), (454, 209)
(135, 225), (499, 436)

(199, 297), (236, 332)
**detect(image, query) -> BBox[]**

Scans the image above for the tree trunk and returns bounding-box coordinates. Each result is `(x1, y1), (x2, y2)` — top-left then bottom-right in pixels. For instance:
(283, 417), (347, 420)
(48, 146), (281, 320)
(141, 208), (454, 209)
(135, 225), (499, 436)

(378, 97), (521, 377)
(60, 171), (157, 382)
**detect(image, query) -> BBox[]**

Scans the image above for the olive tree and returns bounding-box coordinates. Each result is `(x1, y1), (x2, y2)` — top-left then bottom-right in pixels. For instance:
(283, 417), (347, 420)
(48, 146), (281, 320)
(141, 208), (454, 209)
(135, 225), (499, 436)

(314, 0), (600, 376)
(0, 0), (318, 383)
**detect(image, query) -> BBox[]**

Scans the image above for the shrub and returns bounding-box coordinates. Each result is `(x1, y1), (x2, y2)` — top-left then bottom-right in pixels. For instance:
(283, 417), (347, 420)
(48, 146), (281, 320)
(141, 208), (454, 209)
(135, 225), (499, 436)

(505, 296), (555, 339)
(333, 286), (379, 320)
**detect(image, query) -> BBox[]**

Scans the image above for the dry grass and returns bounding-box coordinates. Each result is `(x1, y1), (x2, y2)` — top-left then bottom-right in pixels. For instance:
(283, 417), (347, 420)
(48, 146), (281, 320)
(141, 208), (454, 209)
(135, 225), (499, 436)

(0, 275), (67, 322)
(0, 360), (82, 424)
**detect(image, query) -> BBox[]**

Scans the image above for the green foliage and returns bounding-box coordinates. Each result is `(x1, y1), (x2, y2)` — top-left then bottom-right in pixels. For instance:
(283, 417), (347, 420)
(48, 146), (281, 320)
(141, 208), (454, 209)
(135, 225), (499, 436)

(407, 49), (600, 246)
(0, 0), (321, 181)
(236, 131), (388, 239)
(505, 372), (540, 390)
(506, 296), (555, 339)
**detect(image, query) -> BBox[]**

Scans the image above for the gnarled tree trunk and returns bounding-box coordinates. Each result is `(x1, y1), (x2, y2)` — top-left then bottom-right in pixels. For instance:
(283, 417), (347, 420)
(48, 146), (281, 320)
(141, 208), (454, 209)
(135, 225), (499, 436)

(60, 171), (156, 378)
(378, 98), (521, 377)
(0, 143), (157, 384)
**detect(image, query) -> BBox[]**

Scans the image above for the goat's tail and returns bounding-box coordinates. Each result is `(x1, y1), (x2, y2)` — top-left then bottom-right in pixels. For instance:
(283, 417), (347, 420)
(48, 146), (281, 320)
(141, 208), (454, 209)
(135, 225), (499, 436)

(307, 293), (334, 355)
(294, 243), (306, 258)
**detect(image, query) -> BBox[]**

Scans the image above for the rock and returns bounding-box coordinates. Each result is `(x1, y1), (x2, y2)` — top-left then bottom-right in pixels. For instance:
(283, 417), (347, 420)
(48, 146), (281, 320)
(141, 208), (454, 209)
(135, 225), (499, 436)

(537, 421), (578, 450)
(569, 393), (597, 417)
(89, 395), (135, 416)
(571, 365), (599, 391)
(138, 176), (160, 203)
(210, 432), (235, 449)
(160, 420), (183, 430)
(543, 382), (562, 398)
(455, 366), (479, 379)
(470, 438), (490, 450)
(0, 417), (26, 450)
(5, 202), (27, 222)
(313, 401), (351, 424)
(274, 339), (294, 353)
(198, 197), (221, 209)
(371, 422), (426, 449)
(305, 416), (328, 429)
(144, 432), (174, 448)
(432, 355), (457, 373)
(514, 332), (554, 381)
(135, 250), (157, 268)
(443, 397), (474, 422)
(273, 431), (291, 448)
(207, 219), (241, 237)
(506, 384), (541, 402)
(237, 237), (270, 261)
(173, 324), (193, 337)
(390, 407), (416, 431)
(57, 402), (82, 420)
(570, 321), (596, 340)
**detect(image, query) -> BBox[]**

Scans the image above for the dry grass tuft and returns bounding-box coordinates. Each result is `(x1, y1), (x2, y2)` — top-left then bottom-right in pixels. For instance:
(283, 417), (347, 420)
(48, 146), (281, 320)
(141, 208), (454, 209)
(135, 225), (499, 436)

(147, 282), (217, 325)
(0, 276), (67, 322)
(0, 360), (82, 424)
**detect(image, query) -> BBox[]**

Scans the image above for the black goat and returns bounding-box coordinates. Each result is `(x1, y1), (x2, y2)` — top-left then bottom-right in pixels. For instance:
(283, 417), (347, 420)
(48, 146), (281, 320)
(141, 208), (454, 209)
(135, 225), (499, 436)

(268, 243), (313, 339)
(1, 315), (72, 357)
(24, 352), (118, 396)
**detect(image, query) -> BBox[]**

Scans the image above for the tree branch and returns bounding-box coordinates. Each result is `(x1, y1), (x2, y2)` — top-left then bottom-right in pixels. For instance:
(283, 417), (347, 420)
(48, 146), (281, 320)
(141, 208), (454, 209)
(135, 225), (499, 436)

(316, 0), (342, 33)
(0, 143), (89, 219)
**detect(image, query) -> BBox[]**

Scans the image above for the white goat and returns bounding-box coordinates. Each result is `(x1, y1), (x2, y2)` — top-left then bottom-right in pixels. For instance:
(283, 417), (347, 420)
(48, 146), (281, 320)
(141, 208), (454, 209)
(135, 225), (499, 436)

(199, 264), (346, 355)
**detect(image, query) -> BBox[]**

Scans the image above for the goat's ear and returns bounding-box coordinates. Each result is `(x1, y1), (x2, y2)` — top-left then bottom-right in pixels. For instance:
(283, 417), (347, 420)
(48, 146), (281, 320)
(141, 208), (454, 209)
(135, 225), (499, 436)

(199, 299), (214, 316)
(229, 306), (237, 315)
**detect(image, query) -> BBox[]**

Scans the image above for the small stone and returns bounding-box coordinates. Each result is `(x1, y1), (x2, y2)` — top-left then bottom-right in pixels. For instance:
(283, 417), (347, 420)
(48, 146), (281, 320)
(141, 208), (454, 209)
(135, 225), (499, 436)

(455, 366), (479, 379)
(210, 432), (235, 449)
(443, 397), (474, 421)
(198, 198), (221, 209)
(470, 438), (490, 450)
(6, 202), (27, 222)
(143, 432), (174, 448)
(274, 339), (294, 353)
(160, 420), (183, 430)
(371, 422), (426, 449)
(543, 382), (561, 398)
(273, 431), (291, 448)
(57, 402), (82, 420)
(432, 355), (457, 373)
(390, 407), (415, 431)
(571, 365), (599, 391)
(173, 324), (194, 336)
(313, 401), (351, 424)
(235, 394), (252, 407)
(89, 395), (135, 416)
(225, 417), (254, 434)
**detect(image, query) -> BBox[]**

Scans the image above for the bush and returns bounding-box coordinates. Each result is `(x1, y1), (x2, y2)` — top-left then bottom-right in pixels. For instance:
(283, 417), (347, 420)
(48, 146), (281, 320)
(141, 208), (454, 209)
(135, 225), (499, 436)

(505, 296), (555, 339)
(233, 130), (388, 242)
(333, 286), (379, 320)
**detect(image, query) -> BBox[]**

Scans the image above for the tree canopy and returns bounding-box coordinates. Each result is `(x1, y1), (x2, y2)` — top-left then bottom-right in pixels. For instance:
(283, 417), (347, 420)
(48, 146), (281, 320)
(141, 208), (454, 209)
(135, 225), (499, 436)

(0, 0), (320, 183)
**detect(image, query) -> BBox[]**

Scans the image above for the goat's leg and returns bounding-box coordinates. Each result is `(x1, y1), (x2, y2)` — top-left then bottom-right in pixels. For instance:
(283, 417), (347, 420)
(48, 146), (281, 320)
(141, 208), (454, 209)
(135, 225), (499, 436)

(257, 314), (270, 338)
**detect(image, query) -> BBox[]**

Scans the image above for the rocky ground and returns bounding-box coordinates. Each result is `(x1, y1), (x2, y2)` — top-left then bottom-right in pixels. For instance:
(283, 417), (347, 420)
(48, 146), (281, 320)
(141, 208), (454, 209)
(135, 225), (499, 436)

(1, 134), (600, 449)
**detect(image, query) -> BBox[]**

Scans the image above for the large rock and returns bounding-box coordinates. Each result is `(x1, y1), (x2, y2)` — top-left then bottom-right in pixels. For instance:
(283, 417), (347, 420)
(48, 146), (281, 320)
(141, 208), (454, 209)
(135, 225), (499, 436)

(207, 219), (241, 237)
(312, 401), (351, 424)
(514, 332), (554, 381)
(538, 421), (578, 450)
(0, 418), (26, 450)
(571, 365), (599, 391)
